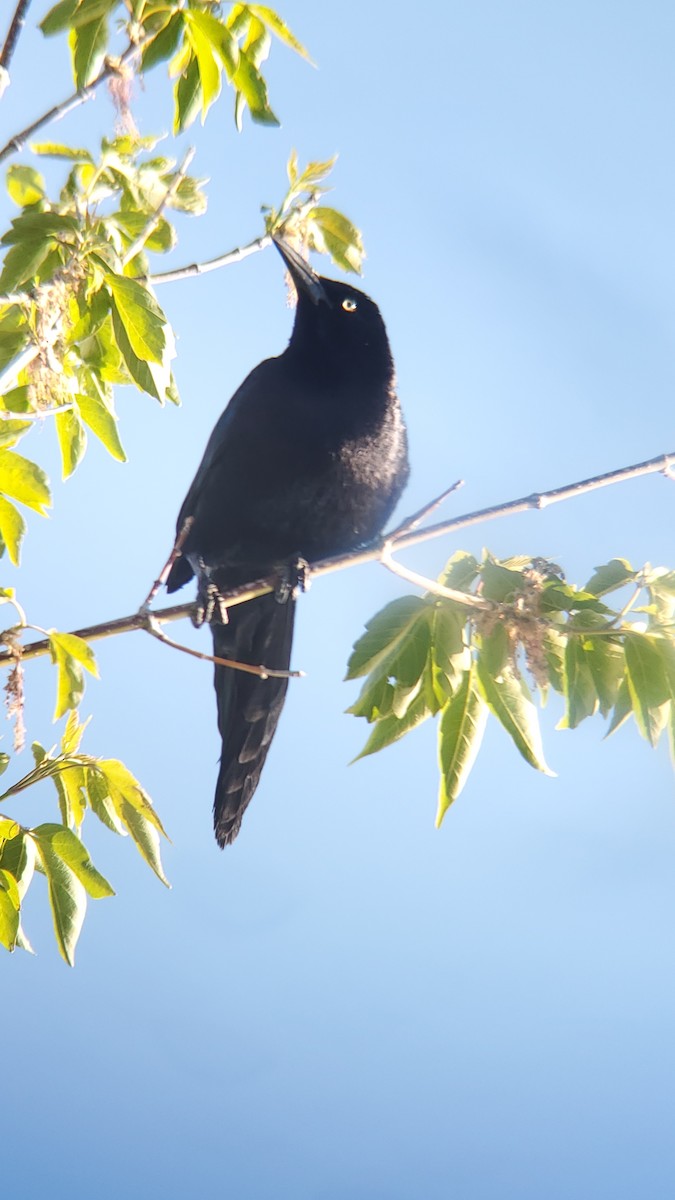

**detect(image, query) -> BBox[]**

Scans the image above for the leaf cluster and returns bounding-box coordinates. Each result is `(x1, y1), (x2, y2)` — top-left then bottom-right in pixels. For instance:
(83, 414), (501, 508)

(39, 1), (310, 132)
(348, 553), (675, 827)
(0, 1), (372, 963)
(0, 711), (169, 964)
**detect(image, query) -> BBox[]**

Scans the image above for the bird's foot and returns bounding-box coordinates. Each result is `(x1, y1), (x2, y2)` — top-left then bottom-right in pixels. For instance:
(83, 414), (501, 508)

(193, 574), (229, 627)
(275, 556), (310, 604)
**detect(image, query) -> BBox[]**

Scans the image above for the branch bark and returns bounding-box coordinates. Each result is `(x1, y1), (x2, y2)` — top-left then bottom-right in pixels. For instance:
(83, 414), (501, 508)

(0, 0), (32, 96)
(1, 449), (672, 667)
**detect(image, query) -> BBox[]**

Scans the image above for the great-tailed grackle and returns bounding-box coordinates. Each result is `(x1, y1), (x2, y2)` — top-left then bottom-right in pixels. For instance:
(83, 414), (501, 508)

(166, 239), (409, 846)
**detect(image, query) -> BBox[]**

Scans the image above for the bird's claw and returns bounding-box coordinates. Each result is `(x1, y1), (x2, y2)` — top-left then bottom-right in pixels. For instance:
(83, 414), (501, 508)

(193, 576), (229, 627)
(275, 556), (310, 604)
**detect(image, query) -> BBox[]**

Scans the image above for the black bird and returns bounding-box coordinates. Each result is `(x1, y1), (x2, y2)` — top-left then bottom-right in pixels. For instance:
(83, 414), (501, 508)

(166, 239), (409, 846)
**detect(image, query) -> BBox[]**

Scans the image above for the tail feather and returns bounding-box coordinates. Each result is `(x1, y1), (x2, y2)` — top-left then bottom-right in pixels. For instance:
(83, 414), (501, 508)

(212, 592), (296, 847)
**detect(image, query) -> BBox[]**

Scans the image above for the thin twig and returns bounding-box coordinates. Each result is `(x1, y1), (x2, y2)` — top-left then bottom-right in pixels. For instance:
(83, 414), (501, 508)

(147, 234), (272, 286)
(122, 147), (196, 268)
(0, 449), (672, 668)
(0, 0), (31, 97)
(143, 613), (304, 680)
(390, 450), (675, 552)
(146, 195), (321, 287)
(0, 402), (73, 421)
(0, 291), (32, 307)
(0, 37), (146, 165)
(140, 516), (194, 610)
(387, 479), (464, 540)
(380, 542), (492, 611)
(0, 340), (41, 395)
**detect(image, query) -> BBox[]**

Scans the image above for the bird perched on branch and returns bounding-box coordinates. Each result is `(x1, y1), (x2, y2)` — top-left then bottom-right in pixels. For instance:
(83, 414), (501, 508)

(166, 238), (409, 846)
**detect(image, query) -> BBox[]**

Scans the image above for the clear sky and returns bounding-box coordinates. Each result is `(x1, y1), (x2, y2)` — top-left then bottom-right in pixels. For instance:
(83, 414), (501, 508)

(2, 3), (675, 1198)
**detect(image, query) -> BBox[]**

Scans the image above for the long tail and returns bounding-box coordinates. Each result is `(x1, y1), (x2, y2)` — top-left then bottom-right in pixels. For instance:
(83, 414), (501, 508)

(212, 592), (296, 847)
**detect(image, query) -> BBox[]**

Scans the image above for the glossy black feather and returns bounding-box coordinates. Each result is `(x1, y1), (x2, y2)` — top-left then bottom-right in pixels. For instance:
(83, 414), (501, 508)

(166, 243), (408, 846)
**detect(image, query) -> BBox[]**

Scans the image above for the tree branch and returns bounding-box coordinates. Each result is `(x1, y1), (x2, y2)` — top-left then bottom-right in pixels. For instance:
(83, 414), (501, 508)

(0, 449), (672, 668)
(0, 36), (145, 165)
(0, 0), (32, 98)
(122, 146), (196, 268)
(143, 613), (304, 680)
(147, 234), (272, 286)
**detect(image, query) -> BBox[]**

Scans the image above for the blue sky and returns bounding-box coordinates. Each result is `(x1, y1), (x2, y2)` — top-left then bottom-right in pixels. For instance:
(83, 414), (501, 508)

(2, 3), (675, 1197)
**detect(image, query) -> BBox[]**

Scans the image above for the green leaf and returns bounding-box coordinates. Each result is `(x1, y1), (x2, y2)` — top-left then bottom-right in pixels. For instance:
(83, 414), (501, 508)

(0, 448), (50, 514)
(70, 0), (119, 28)
(0, 495), (25, 565)
(165, 173), (208, 216)
(90, 759), (170, 883)
(308, 207), (364, 274)
(480, 560), (524, 602)
(75, 391), (126, 461)
(430, 603), (467, 702)
(68, 12), (109, 88)
(85, 767), (125, 834)
(624, 633), (671, 746)
(0, 816), (20, 839)
(30, 143), (94, 162)
(61, 709), (88, 754)
(232, 47), (279, 128)
(141, 11), (185, 72)
(0, 753), (10, 778)
(346, 596), (429, 680)
(2, 211), (79, 245)
(6, 166), (46, 207)
(48, 631), (98, 719)
(189, 11), (238, 72)
(113, 796), (170, 886)
(540, 582), (608, 615)
(34, 824), (114, 898)
(476, 657), (555, 776)
(584, 637), (625, 717)
(352, 685), (433, 761)
(185, 15), (223, 120)
(0, 831), (35, 901)
(479, 622), (510, 678)
(646, 568), (675, 598)
(31, 825), (87, 965)
(248, 6), (312, 61)
(52, 763), (88, 828)
(55, 408), (87, 479)
(51, 631), (98, 675)
(559, 638), (598, 729)
(605, 677), (633, 738)
(39, 0), (79, 36)
(0, 386), (31, 414)
(0, 238), (52, 293)
(106, 274), (168, 364)
(436, 667), (489, 827)
(0, 418), (29, 450)
(97, 759), (168, 838)
(0, 868), (20, 950)
(111, 305), (172, 402)
(109, 211), (176, 255)
(0, 329), (28, 372)
(438, 551), (480, 593)
(173, 56), (202, 133)
(584, 558), (637, 596)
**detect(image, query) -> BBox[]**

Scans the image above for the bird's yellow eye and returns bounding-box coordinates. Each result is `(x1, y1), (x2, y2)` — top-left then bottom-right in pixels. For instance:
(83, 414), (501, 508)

(342, 298), (358, 312)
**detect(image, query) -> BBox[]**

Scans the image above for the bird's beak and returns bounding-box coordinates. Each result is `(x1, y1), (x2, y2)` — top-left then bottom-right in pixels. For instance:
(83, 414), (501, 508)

(273, 237), (329, 306)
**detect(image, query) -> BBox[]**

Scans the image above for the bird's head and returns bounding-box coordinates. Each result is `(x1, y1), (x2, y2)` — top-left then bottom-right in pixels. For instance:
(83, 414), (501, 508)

(273, 237), (394, 382)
